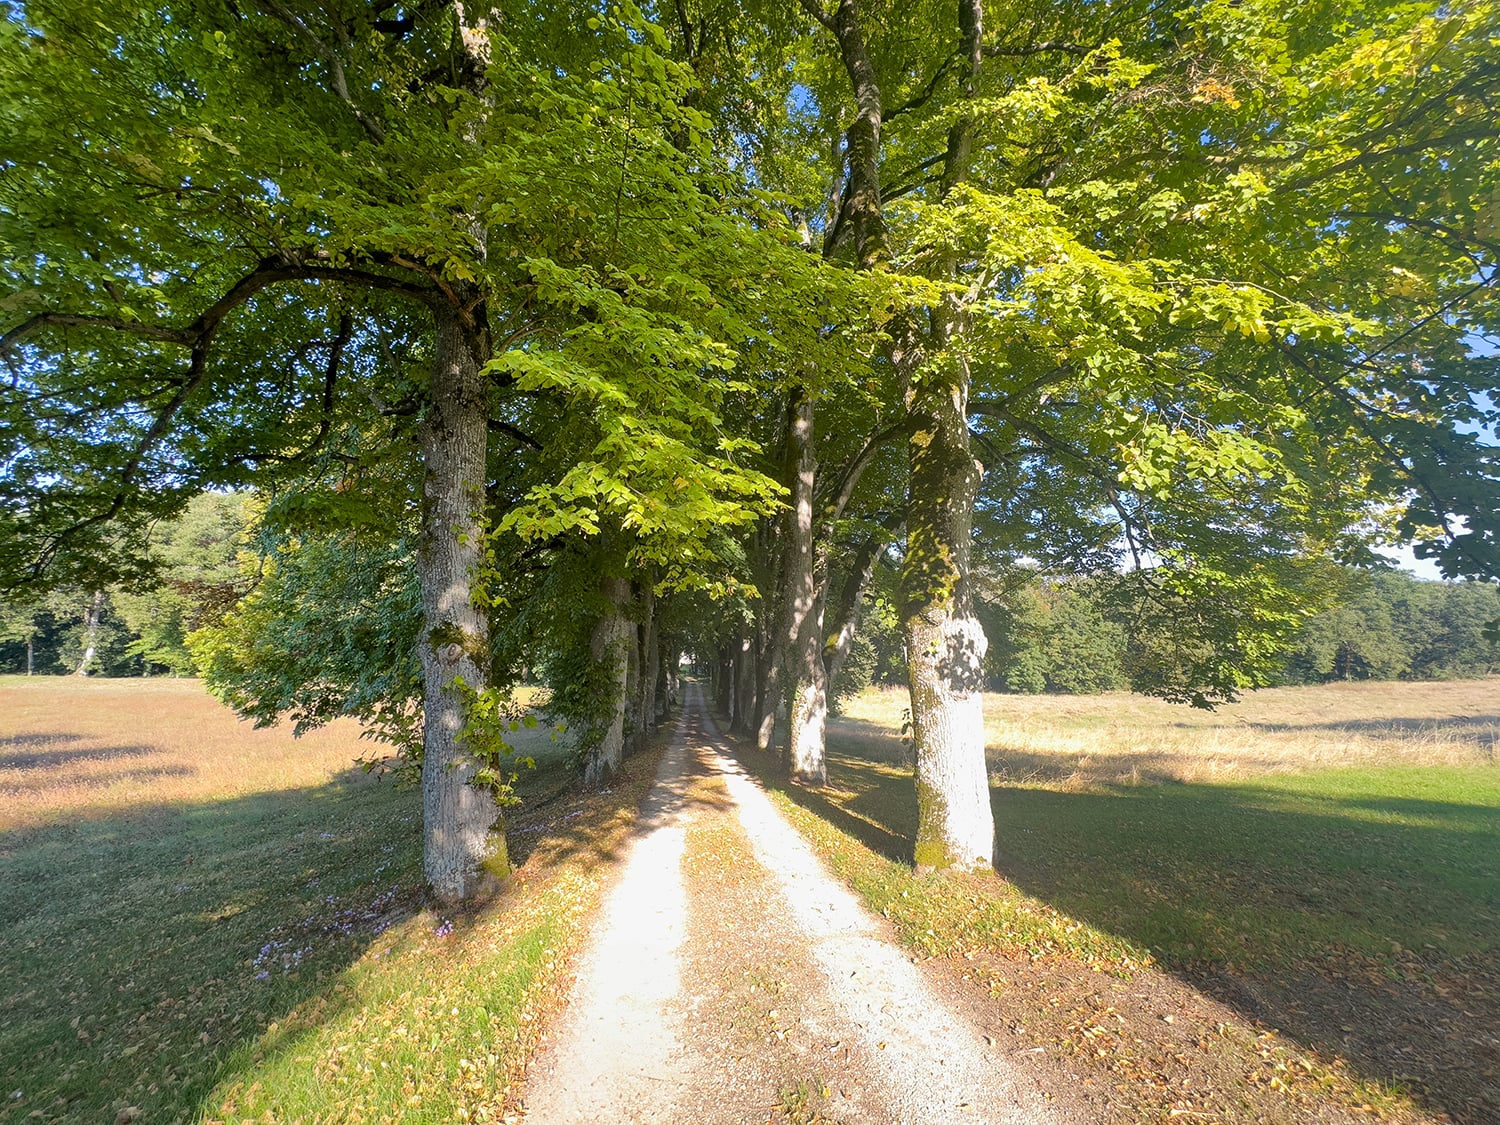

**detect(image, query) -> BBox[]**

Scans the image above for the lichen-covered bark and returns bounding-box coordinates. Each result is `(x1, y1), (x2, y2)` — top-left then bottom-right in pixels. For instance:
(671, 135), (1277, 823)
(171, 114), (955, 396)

(898, 0), (993, 874)
(748, 524), (784, 752)
(780, 387), (829, 784)
(418, 312), (508, 904)
(786, 665), (829, 785)
(585, 574), (632, 786)
(900, 369), (993, 873)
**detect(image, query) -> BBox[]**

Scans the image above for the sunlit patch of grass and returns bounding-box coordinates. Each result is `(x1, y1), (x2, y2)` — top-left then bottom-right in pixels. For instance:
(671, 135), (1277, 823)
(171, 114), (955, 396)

(0, 677), (655, 1125)
(205, 876), (580, 1124)
(996, 764), (1500, 970)
(798, 681), (1500, 974)
(732, 742), (1148, 973)
(838, 677), (1500, 790)
(0, 676), (376, 834)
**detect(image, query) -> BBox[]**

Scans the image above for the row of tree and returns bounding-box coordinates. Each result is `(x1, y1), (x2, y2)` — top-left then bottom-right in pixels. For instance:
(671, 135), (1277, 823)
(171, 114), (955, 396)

(6, 494), (1492, 703)
(3, 0), (1497, 901)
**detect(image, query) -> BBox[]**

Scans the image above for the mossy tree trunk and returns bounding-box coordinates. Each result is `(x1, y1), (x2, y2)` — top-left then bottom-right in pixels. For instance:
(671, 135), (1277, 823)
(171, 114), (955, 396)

(585, 574), (632, 786)
(638, 578), (658, 739)
(418, 309), (509, 904)
(781, 386), (830, 784)
(900, 366), (993, 872)
(898, 0), (992, 873)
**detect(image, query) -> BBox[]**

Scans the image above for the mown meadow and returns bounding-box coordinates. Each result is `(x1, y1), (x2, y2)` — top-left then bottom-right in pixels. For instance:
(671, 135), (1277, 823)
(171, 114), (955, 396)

(0, 676), (658, 1125)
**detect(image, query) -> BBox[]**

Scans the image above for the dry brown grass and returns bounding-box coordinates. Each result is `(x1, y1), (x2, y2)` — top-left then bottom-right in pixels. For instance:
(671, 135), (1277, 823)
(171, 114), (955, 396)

(0, 677), (563, 835)
(835, 677), (1500, 789)
(0, 676), (373, 834)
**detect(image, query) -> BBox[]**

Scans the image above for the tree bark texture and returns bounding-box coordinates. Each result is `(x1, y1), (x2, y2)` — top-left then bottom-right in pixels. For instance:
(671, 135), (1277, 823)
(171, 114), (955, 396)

(753, 595), (780, 752)
(624, 594), (642, 756)
(585, 574), (632, 786)
(780, 388), (830, 784)
(663, 651), (680, 712)
(418, 312), (508, 904)
(638, 579), (658, 736)
(900, 365), (993, 872)
(716, 646), (734, 717)
(820, 0), (885, 269)
(825, 533), (886, 690)
(733, 633), (756, 732)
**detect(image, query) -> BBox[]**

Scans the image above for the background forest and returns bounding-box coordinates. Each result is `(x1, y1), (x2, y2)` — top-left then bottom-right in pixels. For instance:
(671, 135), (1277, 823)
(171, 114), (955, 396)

(4, 490), (1494, 693)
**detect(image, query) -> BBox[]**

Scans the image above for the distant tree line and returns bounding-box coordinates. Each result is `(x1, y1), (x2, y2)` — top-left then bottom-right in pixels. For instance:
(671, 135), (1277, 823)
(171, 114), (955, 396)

(0, 493), (253, 677)
(831, 567), (1500, 704)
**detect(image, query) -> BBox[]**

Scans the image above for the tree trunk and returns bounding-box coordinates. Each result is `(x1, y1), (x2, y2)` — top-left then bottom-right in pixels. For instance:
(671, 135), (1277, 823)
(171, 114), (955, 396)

(639, 578), (658, 737)
(786, 652), (829, 784)
(72, 589), (105, 676)
(755, 604), (784, 751)
(753, 578), (781, 751)
(892, 0), (993, 874)
(716, 646), (734, 717)
(664, 650), (680, 712)
(824, 533), (887, 691)
(900, 365), (993, 872)
(418, 312), (508, 904)
(821, 0), (886, 270)
(778, 387), (831, 783)
(585, 574), (631, 785)
(732, 633), (756, 732)
(624, 589), (642, 756)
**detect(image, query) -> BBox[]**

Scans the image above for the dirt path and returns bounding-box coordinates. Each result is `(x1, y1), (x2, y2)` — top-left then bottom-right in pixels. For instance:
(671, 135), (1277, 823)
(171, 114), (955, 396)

(521, 684), (1059, 1124)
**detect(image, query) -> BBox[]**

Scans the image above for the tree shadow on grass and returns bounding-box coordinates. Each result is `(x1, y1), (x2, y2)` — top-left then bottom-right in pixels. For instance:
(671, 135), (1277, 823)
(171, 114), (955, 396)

(776, 739), (1500, 1125)
(0, 739), (160, 771)
(0, 772), (426, 1125)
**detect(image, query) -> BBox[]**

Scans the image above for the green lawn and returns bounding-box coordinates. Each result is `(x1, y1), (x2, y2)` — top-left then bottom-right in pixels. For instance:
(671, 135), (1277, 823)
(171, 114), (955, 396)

(996, 765), (1500, 969)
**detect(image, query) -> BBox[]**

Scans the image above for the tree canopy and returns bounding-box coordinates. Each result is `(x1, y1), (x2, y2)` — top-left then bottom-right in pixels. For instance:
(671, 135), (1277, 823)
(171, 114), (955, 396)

(2, 0), (1496, 894)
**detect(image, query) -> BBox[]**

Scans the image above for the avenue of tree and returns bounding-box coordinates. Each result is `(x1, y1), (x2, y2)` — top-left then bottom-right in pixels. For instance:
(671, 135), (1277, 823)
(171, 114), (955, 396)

(1, 0), (1496, 901)
(6, 498), (1494, 691)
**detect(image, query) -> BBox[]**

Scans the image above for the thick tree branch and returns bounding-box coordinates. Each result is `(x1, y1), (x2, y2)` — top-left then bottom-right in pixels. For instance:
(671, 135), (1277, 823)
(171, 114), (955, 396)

(488, 419), (543, 449)
(798, 0), (836, 32)
(822, 520), (898, 687)
(887, 51), (962, 120)
(4, 258), (432, 577)
(817, 414), (918, 530)
(1, 314), (192, 356)
(1342, 209), (1500, 261)
(252, 0), (387, 143)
